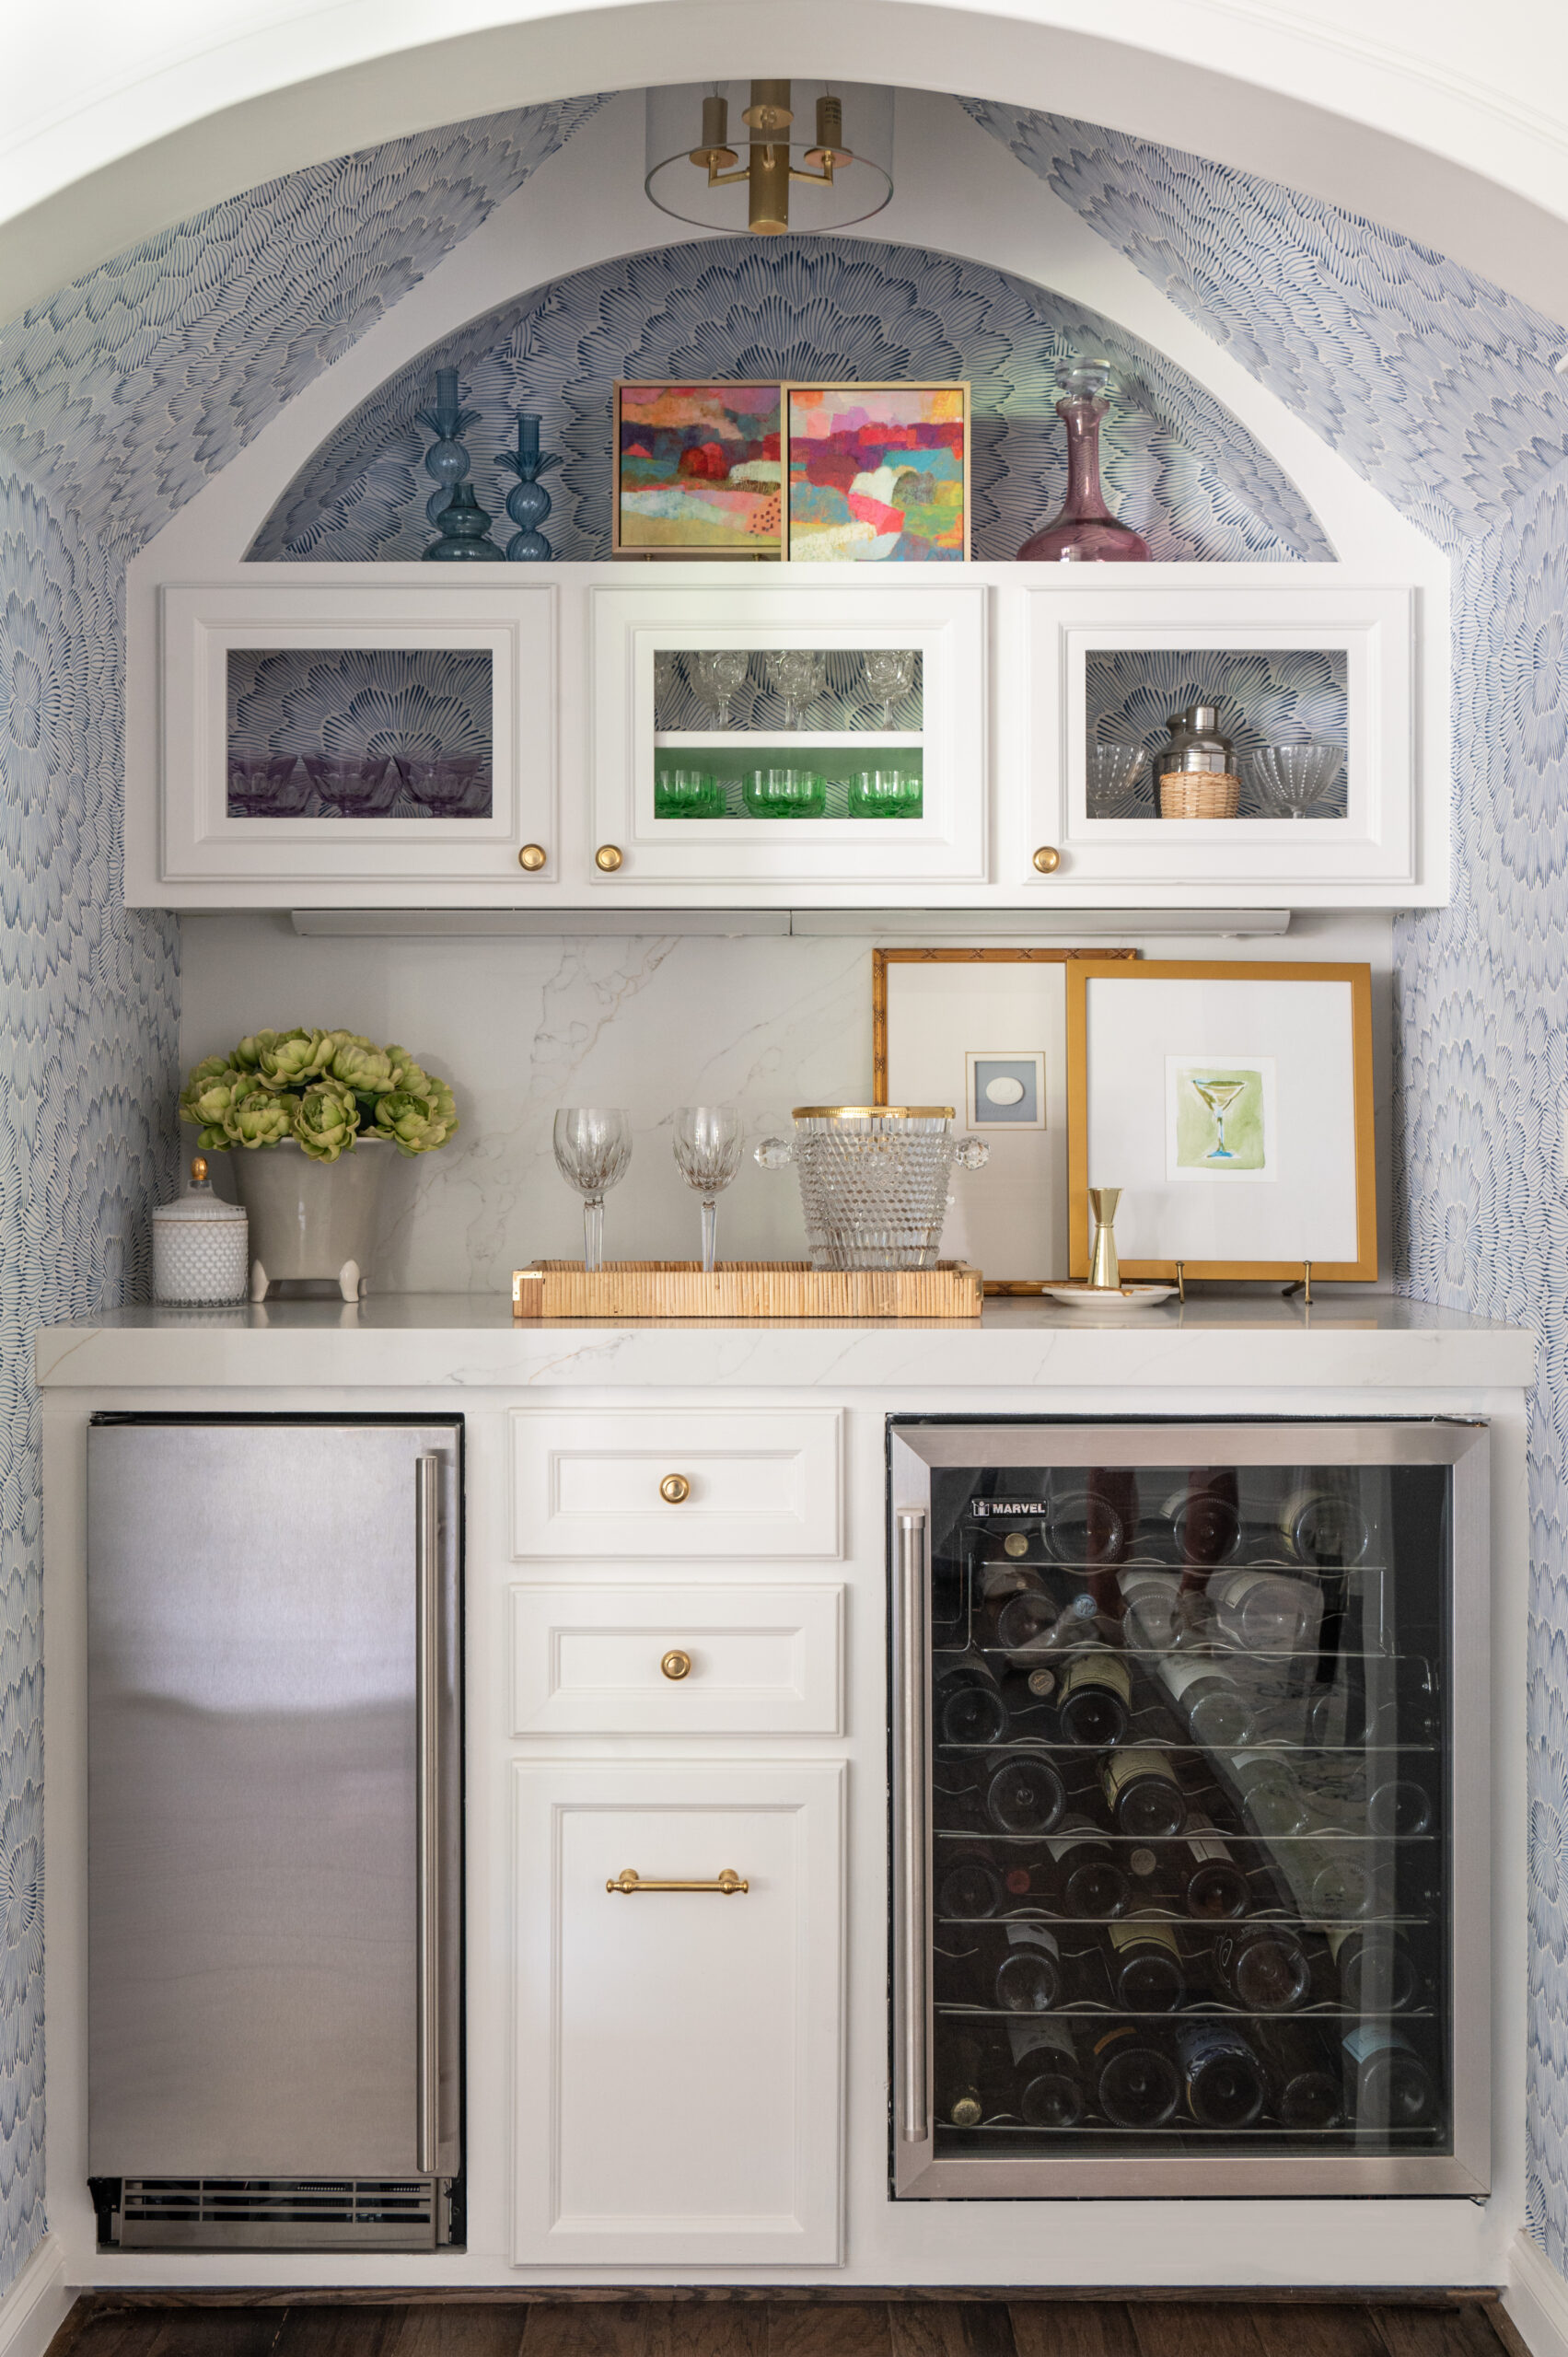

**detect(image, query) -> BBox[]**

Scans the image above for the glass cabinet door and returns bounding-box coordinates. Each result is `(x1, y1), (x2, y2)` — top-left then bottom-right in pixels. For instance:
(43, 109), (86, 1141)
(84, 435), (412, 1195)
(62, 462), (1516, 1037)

(889, 1420), (1488, 2199)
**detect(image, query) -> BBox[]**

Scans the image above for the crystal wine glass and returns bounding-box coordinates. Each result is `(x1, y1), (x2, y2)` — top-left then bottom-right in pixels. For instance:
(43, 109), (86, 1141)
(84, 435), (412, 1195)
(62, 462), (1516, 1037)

(672, 1105), (745, 1273)
(861, 648), (916, 729)
(552, 1108), (633, 1272)
(693, 649), (749, 728)
(767, 649), (826, 730)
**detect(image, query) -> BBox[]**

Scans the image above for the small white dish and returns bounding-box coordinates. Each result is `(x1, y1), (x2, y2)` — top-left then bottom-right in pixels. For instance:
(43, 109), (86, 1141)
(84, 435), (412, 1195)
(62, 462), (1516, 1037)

(1041, 1283), (1178, 1312)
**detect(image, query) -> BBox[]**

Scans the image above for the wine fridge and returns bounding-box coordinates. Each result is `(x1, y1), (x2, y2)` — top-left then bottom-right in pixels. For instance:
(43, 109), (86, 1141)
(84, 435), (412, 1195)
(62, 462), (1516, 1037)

(888, 1420), (1489, 2198)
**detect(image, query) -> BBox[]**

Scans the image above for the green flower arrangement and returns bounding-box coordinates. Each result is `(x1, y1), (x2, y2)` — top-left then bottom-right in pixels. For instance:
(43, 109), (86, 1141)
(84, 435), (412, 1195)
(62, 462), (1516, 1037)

(180, 1029), (459, 1163)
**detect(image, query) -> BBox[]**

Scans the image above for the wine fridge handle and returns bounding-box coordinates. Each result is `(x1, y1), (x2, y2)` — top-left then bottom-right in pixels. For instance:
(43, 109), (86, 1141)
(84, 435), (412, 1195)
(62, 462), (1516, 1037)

(415, 1452), (442, 2178)
(896, 1506), (930, 2146)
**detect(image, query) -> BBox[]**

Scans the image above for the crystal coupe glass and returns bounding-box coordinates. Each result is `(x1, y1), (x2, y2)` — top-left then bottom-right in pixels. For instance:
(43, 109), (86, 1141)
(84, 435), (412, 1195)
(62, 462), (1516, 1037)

(552, 1107), (633, 1272)
(673, 1104), (745, 1272)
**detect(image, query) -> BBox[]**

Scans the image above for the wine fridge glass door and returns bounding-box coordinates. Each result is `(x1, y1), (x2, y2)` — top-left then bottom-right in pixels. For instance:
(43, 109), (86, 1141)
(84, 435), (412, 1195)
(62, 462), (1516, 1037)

(887, 1417), (1488, 2200)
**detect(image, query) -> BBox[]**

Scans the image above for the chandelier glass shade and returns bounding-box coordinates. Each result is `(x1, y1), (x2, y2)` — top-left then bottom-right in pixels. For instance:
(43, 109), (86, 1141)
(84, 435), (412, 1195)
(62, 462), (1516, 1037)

(645, 81), (894, 235)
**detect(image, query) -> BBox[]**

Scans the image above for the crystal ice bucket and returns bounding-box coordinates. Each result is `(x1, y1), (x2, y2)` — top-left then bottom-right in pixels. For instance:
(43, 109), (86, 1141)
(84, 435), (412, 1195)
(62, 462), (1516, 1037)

(757, 1106), (988, 1271)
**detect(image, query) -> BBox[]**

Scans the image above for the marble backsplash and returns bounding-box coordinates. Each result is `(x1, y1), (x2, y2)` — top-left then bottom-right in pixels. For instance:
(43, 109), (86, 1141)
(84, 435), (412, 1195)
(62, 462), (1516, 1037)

(179, 912), (1394, 1294)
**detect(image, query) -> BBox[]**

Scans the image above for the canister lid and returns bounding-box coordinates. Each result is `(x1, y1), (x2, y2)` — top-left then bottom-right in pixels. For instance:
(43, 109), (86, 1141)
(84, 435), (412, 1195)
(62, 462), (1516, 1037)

(153, 1155), (248, 1224)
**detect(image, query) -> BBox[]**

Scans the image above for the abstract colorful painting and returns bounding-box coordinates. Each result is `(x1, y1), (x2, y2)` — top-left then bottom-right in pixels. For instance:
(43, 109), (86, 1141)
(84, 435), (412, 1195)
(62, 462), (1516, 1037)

(613, 381), (783, 554)
(785, 382), (969, 561)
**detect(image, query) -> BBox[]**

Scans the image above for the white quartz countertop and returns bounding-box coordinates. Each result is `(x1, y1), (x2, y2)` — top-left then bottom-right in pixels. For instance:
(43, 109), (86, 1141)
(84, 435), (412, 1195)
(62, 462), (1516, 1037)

(35, 1290), (1537, 1391)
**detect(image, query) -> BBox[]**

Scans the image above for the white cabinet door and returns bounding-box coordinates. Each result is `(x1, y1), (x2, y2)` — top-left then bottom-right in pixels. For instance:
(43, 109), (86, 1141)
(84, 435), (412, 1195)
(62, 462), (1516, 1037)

(511, 1759), (845, 2266)
(1021, 574), (1418, 895)
(160, 581), (555, 885)
(589, 579), (987, 886)
(510, 1408), (842, 1559)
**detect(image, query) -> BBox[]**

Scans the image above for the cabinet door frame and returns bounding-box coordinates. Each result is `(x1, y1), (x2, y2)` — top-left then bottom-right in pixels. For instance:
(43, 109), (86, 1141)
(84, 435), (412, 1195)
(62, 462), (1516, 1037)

(589, 580), (988, 885)
(160, 580), (556, 883)
(511, 1758), (845, 2264)
(1025, 579), (1416, 888)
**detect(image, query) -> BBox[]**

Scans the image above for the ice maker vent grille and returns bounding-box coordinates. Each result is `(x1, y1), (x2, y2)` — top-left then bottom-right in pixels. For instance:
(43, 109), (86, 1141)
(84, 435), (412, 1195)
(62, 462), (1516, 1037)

(114, 2177), (440, 2248)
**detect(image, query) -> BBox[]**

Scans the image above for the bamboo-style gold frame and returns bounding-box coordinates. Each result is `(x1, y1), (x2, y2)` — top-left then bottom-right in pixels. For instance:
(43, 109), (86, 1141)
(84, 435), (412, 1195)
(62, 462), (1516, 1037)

(1065, 958), (1378, 1284)
(783, 381), (970, 560)
(873, 947), (1137, 1295)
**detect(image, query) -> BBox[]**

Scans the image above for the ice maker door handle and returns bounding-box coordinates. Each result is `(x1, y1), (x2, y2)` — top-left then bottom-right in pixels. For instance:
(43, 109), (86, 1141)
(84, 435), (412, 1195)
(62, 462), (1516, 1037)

(895, 1505), (930, 2145)
(415, 1451), (442, 2177)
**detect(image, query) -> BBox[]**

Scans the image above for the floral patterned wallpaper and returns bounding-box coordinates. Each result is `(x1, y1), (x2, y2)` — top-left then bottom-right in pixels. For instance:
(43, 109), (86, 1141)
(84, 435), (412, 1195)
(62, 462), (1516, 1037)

(972, 99), (1568, 2274)
(0, 94), (601, 2296)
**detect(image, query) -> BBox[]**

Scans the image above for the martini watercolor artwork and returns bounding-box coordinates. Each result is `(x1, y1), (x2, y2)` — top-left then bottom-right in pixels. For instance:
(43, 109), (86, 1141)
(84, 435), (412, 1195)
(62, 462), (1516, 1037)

(1167, 1057), (1276, 1179)
(613, 382), (784, 554)
(784, 382), (969, 561)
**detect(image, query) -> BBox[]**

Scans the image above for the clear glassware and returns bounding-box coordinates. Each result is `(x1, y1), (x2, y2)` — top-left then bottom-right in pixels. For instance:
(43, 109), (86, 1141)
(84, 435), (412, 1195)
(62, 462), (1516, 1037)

(655, 767), (725, 819)
(654, 649), (681, 726)
(744, 767), (827, 819)
(1247, 740), (1345, 819)
(861, 648), (916, 727)
(693, 649), (749, 727)
(552, 1108), (633, 1273)
(672, 1104), (745, 1273)
(847, 767), (923, 818)
(767, 649), (827, 728)
(1017, 360), (1152, 564)
(1086, 743), (1153, 818)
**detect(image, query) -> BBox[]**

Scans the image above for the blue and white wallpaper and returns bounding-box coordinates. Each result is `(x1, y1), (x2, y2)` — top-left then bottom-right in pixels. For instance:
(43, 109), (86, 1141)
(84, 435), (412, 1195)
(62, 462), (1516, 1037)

(0, 95), (601, 2297)
(970, 99), (1568, 2270)
(247, 236), (1330, 566)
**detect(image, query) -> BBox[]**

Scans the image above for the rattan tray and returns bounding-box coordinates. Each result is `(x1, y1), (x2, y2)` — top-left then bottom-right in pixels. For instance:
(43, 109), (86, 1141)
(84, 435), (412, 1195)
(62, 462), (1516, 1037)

(511, 1259), (983, 1319)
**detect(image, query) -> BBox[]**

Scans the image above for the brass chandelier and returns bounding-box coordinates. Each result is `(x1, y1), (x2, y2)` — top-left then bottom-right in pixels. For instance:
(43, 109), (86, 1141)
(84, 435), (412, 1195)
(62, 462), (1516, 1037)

(645, 81), (894, 236)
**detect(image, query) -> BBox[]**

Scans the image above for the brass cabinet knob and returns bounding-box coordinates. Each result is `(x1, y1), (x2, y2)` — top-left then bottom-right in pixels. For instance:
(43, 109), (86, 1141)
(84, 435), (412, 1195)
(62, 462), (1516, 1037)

(661, 1648), (692, 1681)
(659, 1472), (691, 1504)
(1032, 845), (1062, 874)
(595, 843), (624, 872)
(517, 843), (547, 872)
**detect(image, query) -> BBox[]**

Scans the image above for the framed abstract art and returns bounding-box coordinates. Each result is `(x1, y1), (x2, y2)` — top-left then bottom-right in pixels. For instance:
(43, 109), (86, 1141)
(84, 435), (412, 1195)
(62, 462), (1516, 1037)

(784, 382), (970, 561)
(874, 946), (1135, 1287)
(612, 382), (784, 556)
(1065, 959), (1377, 1283)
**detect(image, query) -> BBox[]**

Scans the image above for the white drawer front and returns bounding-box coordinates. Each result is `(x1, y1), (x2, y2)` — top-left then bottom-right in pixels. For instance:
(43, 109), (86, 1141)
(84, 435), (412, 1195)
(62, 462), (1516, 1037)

(510, 1409), (842, 1558)
(510, 1582), (843, 1736)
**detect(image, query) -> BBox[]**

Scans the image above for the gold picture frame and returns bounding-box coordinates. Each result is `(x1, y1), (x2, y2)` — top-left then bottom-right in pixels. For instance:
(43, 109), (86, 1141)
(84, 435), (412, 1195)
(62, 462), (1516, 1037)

(783, 381), (970, 562)
(1065, 958), (1378, 1283)
(611, 380), (784, 559)
(874, 947), (1137, 1292)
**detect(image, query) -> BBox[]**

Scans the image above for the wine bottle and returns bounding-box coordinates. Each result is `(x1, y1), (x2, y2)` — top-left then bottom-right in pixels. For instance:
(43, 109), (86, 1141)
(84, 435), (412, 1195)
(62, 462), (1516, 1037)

(1043, 1477), (1132, 1570)
(941, 2032), (989, 2127)
(1329, 1926), (1419, 2013)
(1056, 1648), (1132, 1746)
(1103, 1746), (1189, 1839)
(1342, 2026), (1440, 2129)
(1008, 2016), (1086, 2127)
(1366, 1777), (1434, 1837)
(993, 1585), (1100, 1669)
(1282, 1481), (1372, 1569)
(1259, 2022), (1344, 2129)
(1176, 2021), (1265, 2128)
(995, 1922), (1067, 2013)
(1046, 1814), (1131, 1919)
(1295, 1836), (1373, 1922)
(1211, 1923), (1312, 2012)
(1106, 1911), (1186, 2011)
(1092, 2024), (1180, 2128)
(936, 1654), (1009, 1747)
(1120, 1570), (1179, 1651)
(984, 1750), (1068, 1837)
(1207, 1566), (1321, 1652)
(937, 1850), (1004, 1921)
(1160, 1470), (1242, 1569)
(1156, 1653), (1258, 1748)
(1179, 1812), (1250, 1921)
(1228, 1751), (1312, 1839)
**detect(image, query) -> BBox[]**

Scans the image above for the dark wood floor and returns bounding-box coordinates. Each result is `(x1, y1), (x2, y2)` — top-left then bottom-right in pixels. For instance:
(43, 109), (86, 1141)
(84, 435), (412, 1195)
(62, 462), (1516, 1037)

(50, 2297), (1526, 2357)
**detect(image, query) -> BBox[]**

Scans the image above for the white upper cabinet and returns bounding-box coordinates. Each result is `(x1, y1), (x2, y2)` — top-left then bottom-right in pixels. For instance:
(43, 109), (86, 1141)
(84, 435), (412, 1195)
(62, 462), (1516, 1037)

(132, 563), (1445, 911)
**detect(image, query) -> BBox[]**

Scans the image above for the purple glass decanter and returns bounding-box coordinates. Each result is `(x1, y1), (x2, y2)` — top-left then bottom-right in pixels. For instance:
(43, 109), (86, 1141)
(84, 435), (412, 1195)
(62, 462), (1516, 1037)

(1017, 360), (1150, 563)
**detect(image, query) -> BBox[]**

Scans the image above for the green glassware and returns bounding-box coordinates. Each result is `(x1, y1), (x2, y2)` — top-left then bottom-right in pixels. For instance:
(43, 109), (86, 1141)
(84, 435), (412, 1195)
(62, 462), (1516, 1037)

(655, 767), (725, 819)
(848, 767), (923, 818)
(744, 767), (827, 819)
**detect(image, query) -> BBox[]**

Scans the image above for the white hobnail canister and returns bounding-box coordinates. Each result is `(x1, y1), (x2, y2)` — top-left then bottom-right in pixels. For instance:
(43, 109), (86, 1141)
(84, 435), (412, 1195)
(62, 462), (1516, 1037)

(152, 1156), (250, 1305)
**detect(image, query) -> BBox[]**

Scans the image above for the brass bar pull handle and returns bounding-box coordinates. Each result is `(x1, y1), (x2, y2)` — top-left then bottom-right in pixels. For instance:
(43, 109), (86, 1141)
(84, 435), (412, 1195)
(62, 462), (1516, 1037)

(414, 1453), (443, 2177)
(894, 1506), (930, 2146)
(606, 1867), (749, 1895)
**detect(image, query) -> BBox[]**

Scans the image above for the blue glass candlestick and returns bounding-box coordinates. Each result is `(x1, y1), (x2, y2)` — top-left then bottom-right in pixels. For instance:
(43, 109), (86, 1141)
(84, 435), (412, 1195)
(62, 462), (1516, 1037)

(498, 412), (562, 561)
(425, 481), (505, 561)
(416, 367), (482, 540)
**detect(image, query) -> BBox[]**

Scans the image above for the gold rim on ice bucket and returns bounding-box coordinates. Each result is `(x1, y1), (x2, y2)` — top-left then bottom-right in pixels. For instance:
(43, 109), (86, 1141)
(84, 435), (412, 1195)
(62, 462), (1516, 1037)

(792, 1105), (956, 1119)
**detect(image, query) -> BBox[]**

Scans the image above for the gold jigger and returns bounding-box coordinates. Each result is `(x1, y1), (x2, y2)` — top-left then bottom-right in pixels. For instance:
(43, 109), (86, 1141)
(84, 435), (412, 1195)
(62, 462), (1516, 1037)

(1087, 1188), (1122, 1290)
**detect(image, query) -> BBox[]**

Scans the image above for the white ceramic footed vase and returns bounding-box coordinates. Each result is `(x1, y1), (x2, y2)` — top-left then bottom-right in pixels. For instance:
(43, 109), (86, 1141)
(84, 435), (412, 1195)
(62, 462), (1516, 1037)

(228, 1136), (389, 1301)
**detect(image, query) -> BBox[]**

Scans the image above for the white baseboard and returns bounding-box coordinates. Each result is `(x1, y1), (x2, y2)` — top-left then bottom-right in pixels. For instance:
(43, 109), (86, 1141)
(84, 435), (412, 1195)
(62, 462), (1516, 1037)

(0, 2240), (72, 2357)
(1508, 2231), (1568, 2357)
